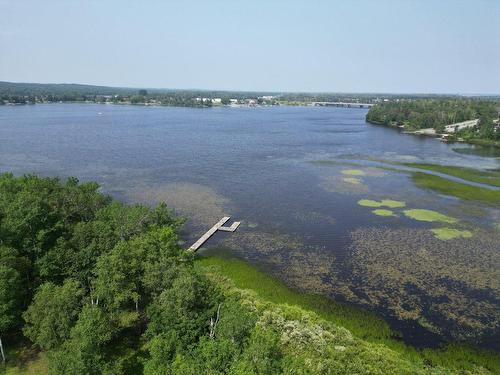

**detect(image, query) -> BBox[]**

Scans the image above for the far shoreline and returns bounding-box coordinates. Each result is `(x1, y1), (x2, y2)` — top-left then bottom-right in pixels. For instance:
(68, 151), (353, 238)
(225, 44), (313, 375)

(366, 119), (500, 149)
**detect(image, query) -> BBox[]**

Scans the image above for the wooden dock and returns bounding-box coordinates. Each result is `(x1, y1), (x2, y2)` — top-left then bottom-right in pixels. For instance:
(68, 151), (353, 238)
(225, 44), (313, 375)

(188, 216), (240, 252)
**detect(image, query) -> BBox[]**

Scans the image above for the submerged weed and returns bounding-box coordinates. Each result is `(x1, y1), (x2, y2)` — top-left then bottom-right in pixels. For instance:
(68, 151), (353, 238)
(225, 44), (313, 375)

(342, 169), (366, 176)
(342, 177), (362, 185)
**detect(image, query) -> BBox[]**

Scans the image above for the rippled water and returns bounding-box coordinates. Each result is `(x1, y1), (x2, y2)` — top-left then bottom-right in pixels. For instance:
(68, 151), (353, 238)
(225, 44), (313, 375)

(1, 103), (499, 348)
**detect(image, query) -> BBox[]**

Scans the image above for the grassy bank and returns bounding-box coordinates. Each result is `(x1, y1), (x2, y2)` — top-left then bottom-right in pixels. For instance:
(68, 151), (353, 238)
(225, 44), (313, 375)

(412, 172), (500, 205)
(197, 254), (393, 343)
(4, 254), (499, 374)
(406, 163), (500, 187)
(1, 345), (48, 375)
(196, 254), (500, 374)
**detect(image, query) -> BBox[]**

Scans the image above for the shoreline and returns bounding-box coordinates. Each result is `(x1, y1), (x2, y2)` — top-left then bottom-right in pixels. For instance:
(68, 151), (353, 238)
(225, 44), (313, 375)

(197, 253), (500, 363)
(366, 119), (500, 148)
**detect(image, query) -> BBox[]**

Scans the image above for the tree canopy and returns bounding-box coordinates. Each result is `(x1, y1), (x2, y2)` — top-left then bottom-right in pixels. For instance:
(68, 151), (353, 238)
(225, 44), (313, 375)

(366, 99), (500, 141)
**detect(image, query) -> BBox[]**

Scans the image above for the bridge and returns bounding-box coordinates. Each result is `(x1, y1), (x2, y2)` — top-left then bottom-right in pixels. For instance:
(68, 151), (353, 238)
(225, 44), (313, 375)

(312, 102), (374, 108)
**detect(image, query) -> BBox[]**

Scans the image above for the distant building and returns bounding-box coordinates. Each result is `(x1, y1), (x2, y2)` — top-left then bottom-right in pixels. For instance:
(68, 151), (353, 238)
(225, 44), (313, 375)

(212, 98), (222, 104)
(444, 119), (479, 133)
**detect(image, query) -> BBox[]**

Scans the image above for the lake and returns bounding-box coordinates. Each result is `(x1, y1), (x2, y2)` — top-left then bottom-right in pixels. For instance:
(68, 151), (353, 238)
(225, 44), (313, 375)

(1, 103), (498, 348)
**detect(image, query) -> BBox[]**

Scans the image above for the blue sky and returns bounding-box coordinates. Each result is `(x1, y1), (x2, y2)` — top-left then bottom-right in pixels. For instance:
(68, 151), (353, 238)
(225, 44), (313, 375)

(0, 0), (499, 93)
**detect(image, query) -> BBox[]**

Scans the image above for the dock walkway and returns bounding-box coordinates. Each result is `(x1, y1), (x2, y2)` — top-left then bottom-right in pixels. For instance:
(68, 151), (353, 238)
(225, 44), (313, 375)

(188, 217), (240, 251)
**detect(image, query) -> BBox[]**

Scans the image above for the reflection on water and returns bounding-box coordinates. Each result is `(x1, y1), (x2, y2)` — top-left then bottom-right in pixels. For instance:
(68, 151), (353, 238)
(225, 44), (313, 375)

(0, 103), (498, 348)
(453, 145), (500, 159)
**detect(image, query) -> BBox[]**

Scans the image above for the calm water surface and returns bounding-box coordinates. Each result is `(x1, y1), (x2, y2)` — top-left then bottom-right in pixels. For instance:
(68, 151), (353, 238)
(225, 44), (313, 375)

(1, 104), (499, 348)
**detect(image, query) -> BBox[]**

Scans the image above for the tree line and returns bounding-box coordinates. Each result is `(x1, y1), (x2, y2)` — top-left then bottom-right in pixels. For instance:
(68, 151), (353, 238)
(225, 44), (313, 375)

(366, 99), (500, 140)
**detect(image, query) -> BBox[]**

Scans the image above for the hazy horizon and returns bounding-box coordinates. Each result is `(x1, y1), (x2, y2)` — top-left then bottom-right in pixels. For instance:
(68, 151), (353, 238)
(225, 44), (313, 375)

(1, 0), (499, 94)
(3, 80), (500, 96)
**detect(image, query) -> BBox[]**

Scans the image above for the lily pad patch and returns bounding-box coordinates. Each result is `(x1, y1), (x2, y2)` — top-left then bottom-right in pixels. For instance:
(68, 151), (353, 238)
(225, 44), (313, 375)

(403, 209), (457, 224)
(372, 209), (396, 217)
(431, 228), (472, 240)
(358, 199), (406, 208)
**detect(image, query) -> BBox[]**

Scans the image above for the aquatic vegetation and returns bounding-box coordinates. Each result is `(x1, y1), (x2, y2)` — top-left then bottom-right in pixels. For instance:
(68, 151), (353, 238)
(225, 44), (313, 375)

(341, 169), (366, 176)
(403, 209), (457, 223)
(129, 182), (229, 227)
(406, 163), (500, 187)
(281, 249), (338, 294)
(381, 200), (406, 208)
(198, 255), (500, 374)
(320, 175), (369, 195)
(292, 211), (336, 225)
(372, 209), (396, 217)
(197, 254), (397, 343)
(448, 203), (489, 219)
(347, 227), (500, 343)
(311, 160), (387, 177)
(431, 227), (473, 240)
(220, 231), (303, 256)
(358, 199), (406, 208)
(358, 199), (382, 207)
(342, 177), (362, 184)
(219, 231), (340, 296)
(412, 172), (500, 205)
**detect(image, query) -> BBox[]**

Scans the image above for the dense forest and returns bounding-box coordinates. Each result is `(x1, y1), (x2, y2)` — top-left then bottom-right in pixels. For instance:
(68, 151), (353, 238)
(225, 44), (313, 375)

(366, 99), (500, 141)
(0, 173), (499, 374)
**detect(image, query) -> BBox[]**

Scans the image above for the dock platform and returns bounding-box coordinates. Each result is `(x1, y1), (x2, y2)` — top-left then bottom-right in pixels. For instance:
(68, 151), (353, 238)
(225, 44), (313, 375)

(188, 216), (240, 251)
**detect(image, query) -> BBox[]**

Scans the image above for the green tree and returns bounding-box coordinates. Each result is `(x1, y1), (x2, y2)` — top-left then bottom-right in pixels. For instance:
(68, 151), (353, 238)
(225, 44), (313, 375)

(231, 327), (282, 375)
(143, 332), (179, 375)
(215, 300), (256, 346)
(171, 337), (238, 375)
(23, 279), (84, 350)
(0, 266), (22, 363)
(146, 270), (221, 348)
(93, 225), (189, 316)
(0, 174), (108, 263)
(0, 246), (30, 363)
(140, 226), (192, 297)
(49, 305), (114, 375)
(93, 240), (143, 315)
